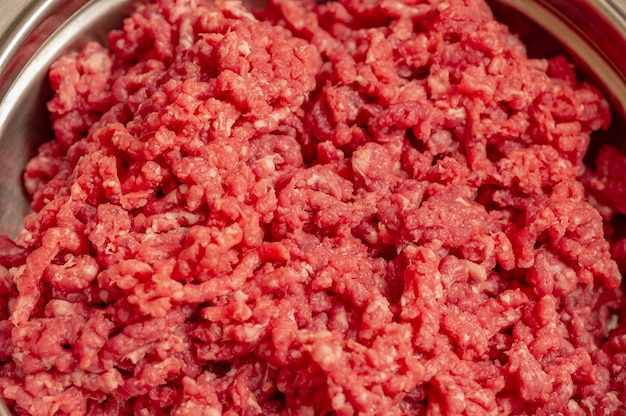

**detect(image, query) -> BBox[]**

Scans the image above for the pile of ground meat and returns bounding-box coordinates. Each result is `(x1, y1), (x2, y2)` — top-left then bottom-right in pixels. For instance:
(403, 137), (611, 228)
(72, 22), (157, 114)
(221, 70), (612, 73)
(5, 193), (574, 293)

(1, 0), (626, 414)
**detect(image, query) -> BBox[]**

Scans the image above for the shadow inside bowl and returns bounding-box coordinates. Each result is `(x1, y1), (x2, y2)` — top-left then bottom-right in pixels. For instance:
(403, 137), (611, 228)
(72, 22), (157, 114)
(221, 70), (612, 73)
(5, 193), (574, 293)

(0, 0), (137, 238)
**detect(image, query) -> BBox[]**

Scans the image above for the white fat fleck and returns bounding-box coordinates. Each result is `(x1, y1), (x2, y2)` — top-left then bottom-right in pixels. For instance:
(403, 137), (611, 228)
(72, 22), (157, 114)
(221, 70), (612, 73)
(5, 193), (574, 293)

(172, 290), (184, 302)
(299, 406), (315, 416)
(224, 4), (256, 21)
(240, 324), (265, 343)
(331, 392), (346, 410)
(93, 223), (105, 236)
(70, 370), (85, 387)
(254, 120), (267, 129)
(238, 40), (251, 56)
(101, 369), (122, 391)
(366, 297), (390, 314)
(434, 272), (444, 300)
(162, 335), (185, 353)
(447, 107), (466, 120)
(428, 76), (448, 96)
(50, 299), (73, 316)
(23, 177), (38, 195)
(260, 156), (276, 172)
(365, 46), (377, 64)
(502, 309), (519, 322)
(83, 264), (98, 277)
(104, 242), (118, 255)
(306, 174), (321, 187)
(41, 356), (55, 369)
(556, 158), (569, 170)
(163, 212), (179, 221)
(246, 396), (262, 413)
(18, 230), (35, 246)
(233, 290), (249, 303)
(500, 292), (513, 305)
(365, 229), (378, 244)
(351, 152), (370, 179)
(12, 351), (24, 364)
(261, 381), (274, 393)
(126, 348), (147, 364)
(172, 211), (201, 224)
(215, 224), (242, 246)
(9, 265), (26, 283)
(7, 298), (15, 314)
(587, 194), (613, 218)
(398, 194), (413, 210)
(313, 344), (338, 371)
(269, 107), (290, 122)
(335, 309), (349, 329)
(607, 314), (619, 331)
(302, 263), (314, 276)
(466, 260), (486, 281)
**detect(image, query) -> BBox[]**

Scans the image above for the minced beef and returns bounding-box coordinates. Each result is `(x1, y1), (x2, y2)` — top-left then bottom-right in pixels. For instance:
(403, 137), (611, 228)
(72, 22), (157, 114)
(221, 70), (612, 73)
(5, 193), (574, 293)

(1, 0), (626, 414)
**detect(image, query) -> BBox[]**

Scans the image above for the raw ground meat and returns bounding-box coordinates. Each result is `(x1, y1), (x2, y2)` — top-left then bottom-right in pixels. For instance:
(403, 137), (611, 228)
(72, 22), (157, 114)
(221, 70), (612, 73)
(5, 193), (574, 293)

(1, 0), (626, 414)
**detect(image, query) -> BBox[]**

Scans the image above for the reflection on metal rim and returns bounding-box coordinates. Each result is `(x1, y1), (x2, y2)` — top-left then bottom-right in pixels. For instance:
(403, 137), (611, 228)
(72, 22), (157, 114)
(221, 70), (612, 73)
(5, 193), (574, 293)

(0, 0), (135, 238)
(0, 0), (91, 100)
(0, 0), (625, 409)
(0, 397), (10, 416)
(493, 0), (626, 118)
(0, 0), (134, 129)
(0, 397), (11, 416)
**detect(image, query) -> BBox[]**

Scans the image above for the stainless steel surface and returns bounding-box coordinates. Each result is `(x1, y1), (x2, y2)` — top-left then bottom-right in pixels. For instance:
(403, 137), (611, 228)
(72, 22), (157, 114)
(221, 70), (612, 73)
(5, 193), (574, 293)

(0, 0), (625, 413)
(0, 1), (36, 38)
(0, 396), (10, 416)
(0, 0), (134, 238)
(0, 0), (92, 109)
(494, 0), (626, 118)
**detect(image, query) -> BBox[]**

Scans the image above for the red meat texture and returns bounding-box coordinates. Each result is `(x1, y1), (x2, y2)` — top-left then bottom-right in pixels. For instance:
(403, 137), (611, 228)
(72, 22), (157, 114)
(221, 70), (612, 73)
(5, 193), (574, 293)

(1, 0), (626, 415)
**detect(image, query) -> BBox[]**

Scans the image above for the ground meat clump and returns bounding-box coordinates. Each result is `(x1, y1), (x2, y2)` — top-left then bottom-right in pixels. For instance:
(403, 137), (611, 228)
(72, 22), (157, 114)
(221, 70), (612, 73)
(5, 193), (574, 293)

(1, 0), (625, 414)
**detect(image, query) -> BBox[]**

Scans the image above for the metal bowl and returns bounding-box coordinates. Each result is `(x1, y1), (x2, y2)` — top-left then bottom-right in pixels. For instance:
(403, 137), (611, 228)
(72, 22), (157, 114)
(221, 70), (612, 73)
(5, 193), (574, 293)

(0, 0), (625, 414)
(0, 0), (135, 238)
(492, 0), (626, 115)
